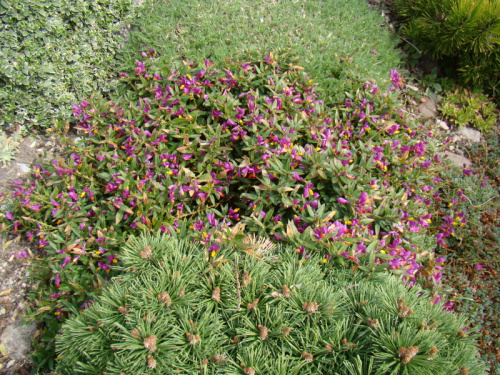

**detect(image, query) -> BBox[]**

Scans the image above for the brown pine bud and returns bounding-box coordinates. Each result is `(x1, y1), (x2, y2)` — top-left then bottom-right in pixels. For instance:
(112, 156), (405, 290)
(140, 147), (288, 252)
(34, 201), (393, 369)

(257, 325), (268, 340)
(178, 288), (185, 297)
(131, 329), (140, 339)
(325, 344), (332, 354)
(457, 367), (469, 375)
(143, 335), (157, 353)
(140, 246), (152, 259)
(243, 367), (255, 375)
(242, 271), (252, 287)
(230, 336), (239, 344)
(281, 327), (292, 336)
(246, 299), (259, 311)
(211, 354), (227, 365)
(427, 346), (438, 358)
(118, 306), (128, 315)
(147, 355), (157, 369)
(201, 358), (209, 368)
(303, 302), (319, 314)
(186, 333), (201, 345)
(271, 291), (282, 298)
(398, 346), (418, 364)
(302, 351), (313, 363)
(367, 318), (379, 329)
(282, 285), (291, 298)
(212, 287), (221, 303)
(158, 291), (172, 307)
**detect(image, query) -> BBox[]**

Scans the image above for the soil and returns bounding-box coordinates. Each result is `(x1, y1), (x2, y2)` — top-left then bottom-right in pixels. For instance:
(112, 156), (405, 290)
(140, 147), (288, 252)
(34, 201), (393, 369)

(0, 135), (64, 374)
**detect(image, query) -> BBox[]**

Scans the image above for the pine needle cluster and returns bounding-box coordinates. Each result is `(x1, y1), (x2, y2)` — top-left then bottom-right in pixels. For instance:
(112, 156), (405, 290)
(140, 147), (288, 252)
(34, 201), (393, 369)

(56, 232), (487, 374)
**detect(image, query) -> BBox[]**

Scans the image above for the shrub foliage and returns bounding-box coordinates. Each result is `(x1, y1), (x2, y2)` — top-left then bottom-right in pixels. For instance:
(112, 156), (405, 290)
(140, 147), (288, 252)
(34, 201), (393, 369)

(56, 233), (487, 374)
(0, 0), (138, 131)
(392, 0), (500, 90)
(0, 52), (465, 367)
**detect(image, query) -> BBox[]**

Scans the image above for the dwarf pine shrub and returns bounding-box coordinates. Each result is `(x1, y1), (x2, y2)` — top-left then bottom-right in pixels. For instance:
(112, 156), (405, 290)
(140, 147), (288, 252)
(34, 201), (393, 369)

(55, 232), (487, 374)
(392, 0), (500, 90)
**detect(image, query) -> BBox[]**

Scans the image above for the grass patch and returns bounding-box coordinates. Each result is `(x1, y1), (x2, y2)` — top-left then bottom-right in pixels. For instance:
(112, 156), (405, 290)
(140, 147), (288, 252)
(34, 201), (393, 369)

(119, 0), (402, 103)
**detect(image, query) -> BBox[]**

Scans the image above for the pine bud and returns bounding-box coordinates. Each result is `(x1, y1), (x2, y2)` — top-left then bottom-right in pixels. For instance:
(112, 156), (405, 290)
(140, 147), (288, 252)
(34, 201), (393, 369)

(158, 291), (172, 307)
(257, 325), (268, 340)
(243, 367), (255, 375)
(140, 246), (152, 259)
(186, 333), (201, 345)
(427, 346), (438, 359)
(118, 306), (128, 315)
(302, 351), (313, 362)
(242, 271), (252, 287)
(367, 318), (379, 329)
(282, 285), (291, 297)
(143, 335), (157, 353)
(178, 288), (185, 297)
(397, 298), (413, 317)
(147, 355), (156, 369)
(281, 327), (292, 336)
(246, 299), (259, 311)
(211, 354), (227, 365)
(212, 287), (221, 303)
(303, 302), (319, 314)
(398, 346), (418, 364)
(271, 291), (282, 298)
(457, 367), (469, 375)
(131, 329), (140, 339)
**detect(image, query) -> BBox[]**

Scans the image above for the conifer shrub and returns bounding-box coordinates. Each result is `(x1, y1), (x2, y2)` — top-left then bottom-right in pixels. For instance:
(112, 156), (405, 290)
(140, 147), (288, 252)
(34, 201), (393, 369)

(392, 0), (500, 91)
(56, 232), (487, 374)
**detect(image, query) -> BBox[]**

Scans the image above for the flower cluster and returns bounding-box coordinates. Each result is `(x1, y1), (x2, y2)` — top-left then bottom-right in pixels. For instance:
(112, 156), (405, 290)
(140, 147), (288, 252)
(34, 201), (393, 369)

(0, 52), (466, 331)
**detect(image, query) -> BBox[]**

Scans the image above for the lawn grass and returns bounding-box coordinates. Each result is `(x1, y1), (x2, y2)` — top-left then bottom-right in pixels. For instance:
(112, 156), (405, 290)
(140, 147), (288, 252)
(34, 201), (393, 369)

(118, 0), (402, 103)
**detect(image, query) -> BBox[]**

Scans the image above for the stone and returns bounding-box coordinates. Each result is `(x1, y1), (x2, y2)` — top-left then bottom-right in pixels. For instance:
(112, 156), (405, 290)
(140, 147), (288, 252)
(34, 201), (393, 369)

(0, 321), (37, 360)
(436, 119), (449, 130)
(458, 126), (481, 143)
(418, 97), (438, 118)
(441, 152), (472, 168)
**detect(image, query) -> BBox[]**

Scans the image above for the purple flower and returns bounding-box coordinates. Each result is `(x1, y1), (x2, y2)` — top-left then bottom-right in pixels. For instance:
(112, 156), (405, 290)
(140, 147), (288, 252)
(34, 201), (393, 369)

(389, 69), (403, 90)
(207, 213), (219, 227)
(208, 243), (220, 253)
(182, 154), (193, 161)
(61, 256), (71, 268)
(14, 250), (28, 259)
(337, 197), (349, 204)
(358, 192), (368, 206)
(5, 212), (14, 220)
(54, 273), (61, 287)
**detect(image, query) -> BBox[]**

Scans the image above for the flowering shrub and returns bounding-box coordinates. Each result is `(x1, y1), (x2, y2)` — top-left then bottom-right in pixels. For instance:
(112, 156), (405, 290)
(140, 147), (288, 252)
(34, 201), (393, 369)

(56, 233), (487, 374)
(0, 52), (467, 365)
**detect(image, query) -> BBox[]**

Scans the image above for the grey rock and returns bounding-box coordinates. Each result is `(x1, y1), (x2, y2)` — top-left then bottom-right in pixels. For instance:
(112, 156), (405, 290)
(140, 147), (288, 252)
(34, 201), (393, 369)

(436, 119), (449, 130)
(0, 321), (37, 360)
(458, 126), (481, 143)
(441, 152), (472, 168)
(418, 98), (438, 118)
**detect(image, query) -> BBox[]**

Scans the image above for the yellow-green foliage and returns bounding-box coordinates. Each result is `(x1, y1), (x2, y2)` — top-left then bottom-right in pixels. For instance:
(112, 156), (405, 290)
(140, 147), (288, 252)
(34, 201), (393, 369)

(393, 0), (500, 88)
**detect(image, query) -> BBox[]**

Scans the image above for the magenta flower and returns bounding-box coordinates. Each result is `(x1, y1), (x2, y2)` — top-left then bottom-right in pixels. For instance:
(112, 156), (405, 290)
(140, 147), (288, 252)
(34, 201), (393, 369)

(389, 69), (403, 90)
(337, 197), (349, 204)
(54, 273), (61, 287)
(5, 212), (14, 220)
(61, 256), (71, 268)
